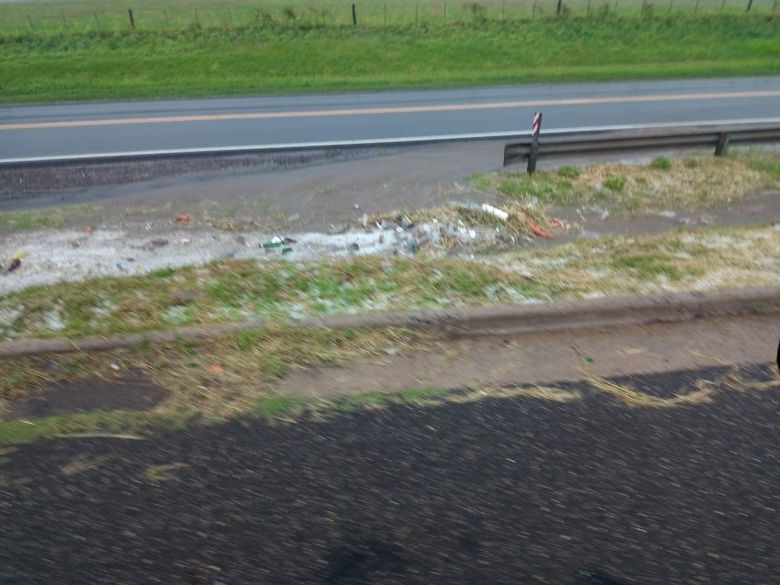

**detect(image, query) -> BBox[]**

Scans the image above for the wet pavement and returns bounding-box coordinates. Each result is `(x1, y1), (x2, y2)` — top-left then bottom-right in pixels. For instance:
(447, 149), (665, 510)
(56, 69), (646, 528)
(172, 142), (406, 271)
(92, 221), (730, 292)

(1, 362), (778, 585)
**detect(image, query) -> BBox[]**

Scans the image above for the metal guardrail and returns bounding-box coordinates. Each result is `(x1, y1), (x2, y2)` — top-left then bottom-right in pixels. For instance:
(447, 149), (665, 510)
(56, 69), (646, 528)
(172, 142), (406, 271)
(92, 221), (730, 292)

(503, 123), (780, 173)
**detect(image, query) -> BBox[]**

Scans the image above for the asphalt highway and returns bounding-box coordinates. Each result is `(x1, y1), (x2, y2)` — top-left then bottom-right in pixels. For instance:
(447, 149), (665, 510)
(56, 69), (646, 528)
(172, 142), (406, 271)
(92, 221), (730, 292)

(1, 77), (779, 161)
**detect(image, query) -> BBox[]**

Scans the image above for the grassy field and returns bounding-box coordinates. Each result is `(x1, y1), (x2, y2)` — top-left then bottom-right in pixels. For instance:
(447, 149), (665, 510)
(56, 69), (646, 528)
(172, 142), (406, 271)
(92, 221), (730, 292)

(1, 0), (777, 32)
(0, 12), (778, 102)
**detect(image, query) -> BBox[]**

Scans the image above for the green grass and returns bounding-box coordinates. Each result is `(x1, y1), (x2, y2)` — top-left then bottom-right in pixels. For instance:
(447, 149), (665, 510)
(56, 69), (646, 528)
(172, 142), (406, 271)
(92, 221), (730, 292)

(0, 256), (544, 340)
(0, 384), (450, 443)
(2, 0), (777, 34)
(0, 410), (173, 444)
(0, 205), (98, 232)
(477, 151), (780, 212)
(1, 15), (778, 103)
(649, 156), (672, 170)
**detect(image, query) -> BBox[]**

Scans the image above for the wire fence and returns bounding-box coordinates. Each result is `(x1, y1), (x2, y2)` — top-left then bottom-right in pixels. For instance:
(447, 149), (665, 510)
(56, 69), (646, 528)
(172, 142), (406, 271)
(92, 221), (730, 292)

(0, 0), (776, 33)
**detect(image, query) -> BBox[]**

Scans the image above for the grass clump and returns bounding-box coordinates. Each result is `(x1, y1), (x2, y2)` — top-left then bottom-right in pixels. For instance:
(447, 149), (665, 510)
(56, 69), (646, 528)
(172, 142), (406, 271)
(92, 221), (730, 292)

(603, 174), (627, 192)
(479, 151), (779, 215)
(649, 156), (672, 170)
(0, 16), (778, 103)
(557, 165), (580, 179)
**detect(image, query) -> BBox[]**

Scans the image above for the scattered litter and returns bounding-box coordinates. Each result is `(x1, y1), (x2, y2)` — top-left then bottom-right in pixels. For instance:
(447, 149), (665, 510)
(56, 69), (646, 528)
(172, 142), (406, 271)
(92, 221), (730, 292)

(600, 209), (610, 220)
(480, 203), (509, 221)
(84, 225), (96, 234)
(110, 363), (120, 371)
(175, 213), (190, 223)
(282, 237), (297, 245)
(348, 242), (360, 252)
(549, 217), (567, 229)
(400, 215), (414, 229)
(657, 210), (677, 219)
(144, 238), (169, 250)
(527, 196), (539, 208)
(384, 347), (398, 356)
(178, 238), (191, 245)
(516, 210), (551, 239)
(287, 213), (300, 222)
(236, 235), (247, 246)
(208, 364), (224, 375)
(354, 204), (360, 210)
(115, 263), (125, 272)
(699, 213), (715, 225)
(262, 236), (283, 249)
(329, 223), (349, 234)
(7, 258), (21, 273)
(282, 247), (294, 255)
(361, 213), (368, 229)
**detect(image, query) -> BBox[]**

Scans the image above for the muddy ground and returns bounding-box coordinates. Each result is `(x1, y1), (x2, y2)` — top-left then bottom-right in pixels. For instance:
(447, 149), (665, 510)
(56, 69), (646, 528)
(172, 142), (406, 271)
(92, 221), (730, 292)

(1, 362), (778, 585)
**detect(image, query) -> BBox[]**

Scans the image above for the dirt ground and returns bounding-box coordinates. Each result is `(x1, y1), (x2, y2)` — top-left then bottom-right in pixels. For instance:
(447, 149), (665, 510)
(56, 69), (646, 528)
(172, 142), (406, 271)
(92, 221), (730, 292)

(1, 361), (778, 585)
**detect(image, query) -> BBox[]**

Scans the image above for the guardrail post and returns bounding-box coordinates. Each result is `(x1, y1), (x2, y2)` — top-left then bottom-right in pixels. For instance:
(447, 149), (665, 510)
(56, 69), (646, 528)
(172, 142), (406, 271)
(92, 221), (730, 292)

(128, 8), (135, 29)
(527, 143), (539, 174)
(527, 111), (543, 175)
(746, 0), (753, 10)
(715, 133), (730, 156)
(352, 4), (357, 25)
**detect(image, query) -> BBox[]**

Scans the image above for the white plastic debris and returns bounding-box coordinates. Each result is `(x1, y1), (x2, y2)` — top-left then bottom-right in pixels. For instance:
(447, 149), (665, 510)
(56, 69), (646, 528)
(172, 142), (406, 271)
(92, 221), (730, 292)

(480, 204), (509, 221)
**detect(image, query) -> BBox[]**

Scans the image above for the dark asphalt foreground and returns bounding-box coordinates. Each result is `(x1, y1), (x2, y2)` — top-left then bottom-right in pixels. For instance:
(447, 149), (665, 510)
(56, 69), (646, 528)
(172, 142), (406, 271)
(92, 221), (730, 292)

(1, 364), (779, 585)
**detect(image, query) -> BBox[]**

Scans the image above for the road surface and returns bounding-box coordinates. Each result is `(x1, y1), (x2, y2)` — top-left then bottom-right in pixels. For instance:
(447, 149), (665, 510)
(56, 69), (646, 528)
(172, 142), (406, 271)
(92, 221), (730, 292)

(1, 77), (779, 161)
(1, 362), (778, 584)
(1, 312), (779, 584)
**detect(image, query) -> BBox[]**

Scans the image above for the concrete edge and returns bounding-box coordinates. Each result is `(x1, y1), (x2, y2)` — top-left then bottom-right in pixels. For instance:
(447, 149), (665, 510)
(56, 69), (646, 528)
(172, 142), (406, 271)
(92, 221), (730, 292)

(1, 286), (779, 359)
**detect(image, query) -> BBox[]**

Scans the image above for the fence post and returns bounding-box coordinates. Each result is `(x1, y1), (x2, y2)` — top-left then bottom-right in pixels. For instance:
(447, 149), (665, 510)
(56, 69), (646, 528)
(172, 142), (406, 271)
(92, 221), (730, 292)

(443, 1), (447, 23)
(385, 2), (388, 24)
(415, 2), (419, 26)
(714, 133), (730, 156)
(746, 0), (753, 10)
(128, 8), (135, 29)
(527, 112), (543, 175)
(352, 4), (357, 25)
(695, 0), (699, 11)
(93, 12), (100, 29)
(557, 0), (563, 14)
(720, 0), (726, 10)
(587, 0), (592, 13)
